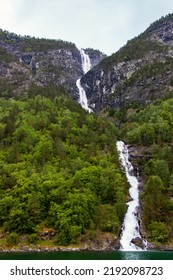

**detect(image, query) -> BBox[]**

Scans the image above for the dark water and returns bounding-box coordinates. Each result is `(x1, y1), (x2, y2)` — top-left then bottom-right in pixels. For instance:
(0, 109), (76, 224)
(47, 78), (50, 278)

(0, 251), (173, 260)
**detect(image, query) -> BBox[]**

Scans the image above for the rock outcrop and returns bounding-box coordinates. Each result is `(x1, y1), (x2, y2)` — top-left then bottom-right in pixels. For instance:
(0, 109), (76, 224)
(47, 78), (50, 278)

(0, 29), (105, 100)
(1, 14), (173, 113)
(131, 237), (145, 249)
(80, 14), (173, 112)
(80, 233), (120, 251)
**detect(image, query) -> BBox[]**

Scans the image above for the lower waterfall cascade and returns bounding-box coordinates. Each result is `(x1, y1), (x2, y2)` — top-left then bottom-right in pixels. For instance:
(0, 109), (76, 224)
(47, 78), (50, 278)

(116, 141), (147, 251)
(76, 50), (147, 249)
(76, 48), (92, 112)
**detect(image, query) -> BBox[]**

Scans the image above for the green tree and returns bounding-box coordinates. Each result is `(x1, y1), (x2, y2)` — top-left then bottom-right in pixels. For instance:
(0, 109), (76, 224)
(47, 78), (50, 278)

(145, 159), (170, 186)
(143, 176), (167, 223)
(4, 204), (35, 233)
(148, 221), (170, 243)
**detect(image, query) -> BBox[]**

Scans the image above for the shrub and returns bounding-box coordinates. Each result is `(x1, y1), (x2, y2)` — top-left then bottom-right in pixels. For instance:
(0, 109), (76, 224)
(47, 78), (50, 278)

(6, 232), (19, 246)
(148, 221), (169, 243)
(27, 234), (38, 244)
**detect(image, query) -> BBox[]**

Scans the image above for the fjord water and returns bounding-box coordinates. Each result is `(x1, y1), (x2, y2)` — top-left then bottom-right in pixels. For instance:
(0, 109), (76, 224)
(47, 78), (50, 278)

(0, 251), (173, 260)
(76, 48), (92, 112)
(116, 141), (147, 251)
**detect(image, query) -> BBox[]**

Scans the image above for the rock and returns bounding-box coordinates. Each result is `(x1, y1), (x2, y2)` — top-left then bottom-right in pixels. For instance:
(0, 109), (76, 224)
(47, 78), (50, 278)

(39, 229), (56, 240)
(147, 242), (157, 250)
(0, 233), (5, 238)
(21, 54), (32, 65)
(0, 30), (105, 100)
(80, 232), (120, 251)
(80, 16), (173, 113)
(84, 48), (106, 68)
(131, 237), (145, 249)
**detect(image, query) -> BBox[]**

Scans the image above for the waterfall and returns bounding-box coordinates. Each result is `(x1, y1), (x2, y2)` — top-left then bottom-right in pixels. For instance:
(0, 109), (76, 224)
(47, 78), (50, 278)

(116, 141), (147, 251)
(80, 48), (91, 74)
(76, 49), (92, 112)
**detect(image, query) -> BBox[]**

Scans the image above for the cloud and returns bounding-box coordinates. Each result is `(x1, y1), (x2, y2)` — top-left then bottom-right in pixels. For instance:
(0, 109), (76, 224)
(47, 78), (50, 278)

(1, 0), (173, 54)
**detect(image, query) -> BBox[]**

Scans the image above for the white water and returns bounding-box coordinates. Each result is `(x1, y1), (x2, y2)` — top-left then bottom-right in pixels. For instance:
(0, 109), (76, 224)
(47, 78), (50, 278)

(80, 48), (91, 74)
(76, 49), (92, 112)
(116, 141), (147, 251)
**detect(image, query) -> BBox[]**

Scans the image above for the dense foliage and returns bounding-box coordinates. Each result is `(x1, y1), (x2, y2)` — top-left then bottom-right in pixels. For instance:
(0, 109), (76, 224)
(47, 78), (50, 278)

(0, 94), (127, 245)
(123, 98), (173, 243)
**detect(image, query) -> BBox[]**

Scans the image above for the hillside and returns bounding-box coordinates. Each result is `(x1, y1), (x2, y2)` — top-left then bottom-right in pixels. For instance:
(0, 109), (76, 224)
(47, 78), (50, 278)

(81, 13), (173, 114)
(123, 98), (173, 247)
(79, 13), (173, 248)
(0, 93), (128, 249)
(1, 14), (173, 250)
(0, 29), (105, 101)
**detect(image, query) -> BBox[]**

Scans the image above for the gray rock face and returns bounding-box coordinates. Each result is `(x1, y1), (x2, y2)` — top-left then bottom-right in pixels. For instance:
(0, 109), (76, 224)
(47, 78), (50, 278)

(0, 30), (105, 99)
(1, 14), (173, 112)
(80, 15), (173, 113)
(84, 48), (106, 68)
(21, 54), (32, 65)
(81, 60), (138, 112)
(81, 53), (173, 112)
(148, 16), (173, 45)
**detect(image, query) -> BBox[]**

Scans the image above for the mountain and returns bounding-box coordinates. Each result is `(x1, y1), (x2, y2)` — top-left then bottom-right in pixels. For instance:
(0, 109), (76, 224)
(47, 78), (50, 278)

(0, 29), (105, 100)
(1, 14), (173, 249)
(79, 13), (173, 248)
(1, 14), (173, 113)
(0, 29), (125, 250)
(81, 13), (173, 114)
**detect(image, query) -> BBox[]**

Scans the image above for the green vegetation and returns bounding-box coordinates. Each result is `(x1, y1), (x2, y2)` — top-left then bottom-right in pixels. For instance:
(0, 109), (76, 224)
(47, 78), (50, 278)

(21, 37), (76, 52)
(2, 13), (173, 249)
(123, 98), (173, 243)
(146, 13), (173, 33)
(123, 57), (173, 89)
(0, 29), (76, 52)
(6, 232), (19, 246)
(99, 13), (173, 73)
(0, 94), (127, 246)
(0, 46), (14, 62)
(100, 33), (168, 69)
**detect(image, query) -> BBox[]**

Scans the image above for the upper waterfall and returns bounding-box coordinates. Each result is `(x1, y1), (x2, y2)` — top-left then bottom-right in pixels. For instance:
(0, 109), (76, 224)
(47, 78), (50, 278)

(80, 48), (91, 74)
(76, 48), (92, 112)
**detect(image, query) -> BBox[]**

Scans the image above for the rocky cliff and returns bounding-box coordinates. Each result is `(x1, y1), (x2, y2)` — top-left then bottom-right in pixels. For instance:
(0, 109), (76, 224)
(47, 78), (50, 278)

(0, 29), (105, 100)
(81, 14), (173, 113)
(1, 14), (173, 114)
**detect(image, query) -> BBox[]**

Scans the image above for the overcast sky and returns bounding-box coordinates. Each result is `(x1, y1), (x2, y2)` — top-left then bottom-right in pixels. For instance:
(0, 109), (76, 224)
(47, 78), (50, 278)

(0, 0), (173, 55)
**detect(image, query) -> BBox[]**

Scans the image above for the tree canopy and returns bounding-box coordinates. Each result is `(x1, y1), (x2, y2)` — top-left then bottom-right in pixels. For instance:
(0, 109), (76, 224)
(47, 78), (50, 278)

(0, 94), (127, 245)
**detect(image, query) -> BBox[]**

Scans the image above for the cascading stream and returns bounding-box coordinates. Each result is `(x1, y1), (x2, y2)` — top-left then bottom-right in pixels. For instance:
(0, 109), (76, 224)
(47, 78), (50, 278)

(116, 141), (147, 251)
(76, 48), (92, 112)
(76, 50), (146, 250)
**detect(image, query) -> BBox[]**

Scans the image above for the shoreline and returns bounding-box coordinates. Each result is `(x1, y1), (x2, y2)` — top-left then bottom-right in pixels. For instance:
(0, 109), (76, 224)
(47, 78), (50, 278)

(0, 244), (173, 253)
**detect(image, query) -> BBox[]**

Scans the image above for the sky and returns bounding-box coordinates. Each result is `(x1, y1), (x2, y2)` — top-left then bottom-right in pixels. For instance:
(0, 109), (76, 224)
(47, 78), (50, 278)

(0, 0), (173, 55)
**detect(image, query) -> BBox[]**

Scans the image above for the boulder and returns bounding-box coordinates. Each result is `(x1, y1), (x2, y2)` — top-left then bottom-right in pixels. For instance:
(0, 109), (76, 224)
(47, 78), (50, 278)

(21, 54), (32, 65)
(131, 237), (145, 249)
(39, 228), (56, 240)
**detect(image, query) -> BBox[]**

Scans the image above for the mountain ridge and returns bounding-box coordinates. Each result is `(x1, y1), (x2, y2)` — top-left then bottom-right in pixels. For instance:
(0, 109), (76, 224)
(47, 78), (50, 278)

(2, 13), (173, 113)
(81, 13), (173, 114)
(0, 28), (106, 101)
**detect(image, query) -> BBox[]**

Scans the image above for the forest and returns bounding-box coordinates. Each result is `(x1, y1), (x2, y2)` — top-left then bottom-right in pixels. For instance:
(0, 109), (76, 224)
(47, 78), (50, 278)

(123, 98), (173, 244)
(0, 92), (128, 247)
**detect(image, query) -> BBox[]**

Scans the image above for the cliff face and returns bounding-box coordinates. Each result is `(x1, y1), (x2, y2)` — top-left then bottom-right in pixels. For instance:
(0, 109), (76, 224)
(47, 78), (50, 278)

(81, 14), (173, 113)
(0, 29), (105, 100)
(1, 14), (173, 113)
